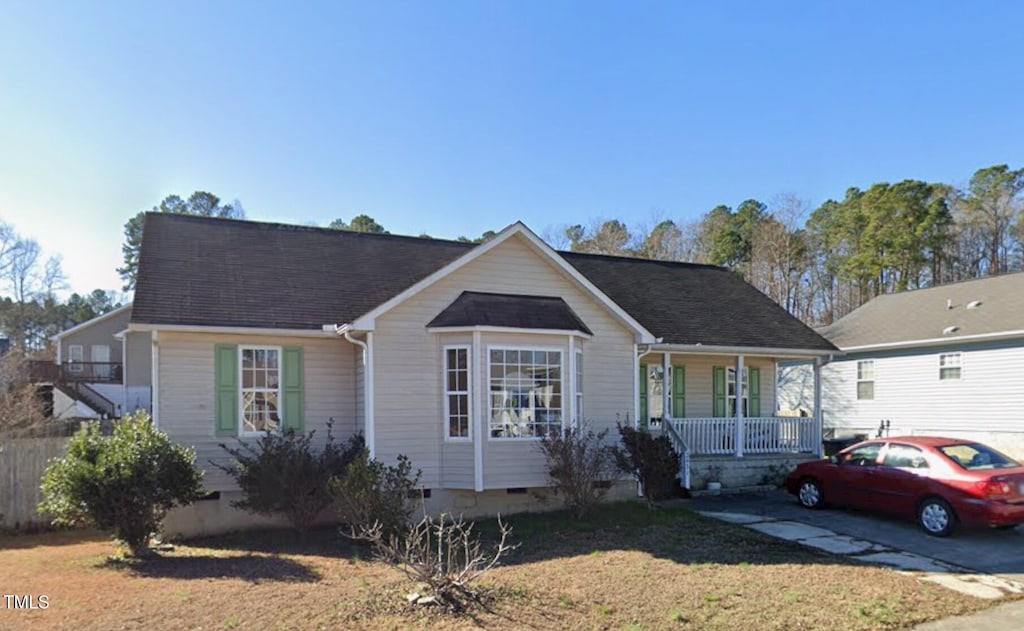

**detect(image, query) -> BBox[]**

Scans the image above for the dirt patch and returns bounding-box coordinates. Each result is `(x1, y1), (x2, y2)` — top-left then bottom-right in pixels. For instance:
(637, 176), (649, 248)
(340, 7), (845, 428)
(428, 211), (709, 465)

(0, 503), (1010, 630)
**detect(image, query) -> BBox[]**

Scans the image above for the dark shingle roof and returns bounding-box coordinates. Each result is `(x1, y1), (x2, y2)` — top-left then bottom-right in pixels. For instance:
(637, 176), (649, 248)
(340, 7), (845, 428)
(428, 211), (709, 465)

(133, 213), (473, 329)
(821, 272), (1024, 349)
(562, 253), (835, 351)
(427, 291), (593, 335)
(133, 213), (835, 352)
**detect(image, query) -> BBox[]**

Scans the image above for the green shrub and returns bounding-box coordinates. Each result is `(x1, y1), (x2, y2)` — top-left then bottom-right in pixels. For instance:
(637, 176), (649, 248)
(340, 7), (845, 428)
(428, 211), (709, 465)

(39, 411), (204, 556)
(215, 422), (363, 533)
(331, 451), (421, 540)
(612, 423), (681, 505)
(538, 425), (617, 518)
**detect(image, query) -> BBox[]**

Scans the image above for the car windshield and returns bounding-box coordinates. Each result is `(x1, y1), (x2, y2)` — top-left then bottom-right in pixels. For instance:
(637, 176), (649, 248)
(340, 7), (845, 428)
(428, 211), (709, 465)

(938, 443), (1021, 470)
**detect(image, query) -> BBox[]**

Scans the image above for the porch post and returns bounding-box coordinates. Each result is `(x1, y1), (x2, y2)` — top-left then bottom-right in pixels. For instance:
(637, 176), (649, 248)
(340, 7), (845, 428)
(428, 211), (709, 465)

(813, 358), (823, 457)
(662, 351), (671, 426)
(735, 355), (744, 457)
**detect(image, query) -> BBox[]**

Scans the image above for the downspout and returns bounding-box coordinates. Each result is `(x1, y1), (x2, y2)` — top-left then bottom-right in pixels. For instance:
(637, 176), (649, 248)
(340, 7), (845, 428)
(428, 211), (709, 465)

(336, 324), (375, 459)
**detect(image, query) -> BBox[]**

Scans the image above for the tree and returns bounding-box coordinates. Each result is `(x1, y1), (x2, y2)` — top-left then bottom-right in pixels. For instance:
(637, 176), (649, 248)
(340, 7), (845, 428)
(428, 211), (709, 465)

(565, 220), (634, 256)
(961, 165), (1024, 275)
(118, 192), (244, 290)
(328, 214), (388, 233)
(39, 412), (204, 556)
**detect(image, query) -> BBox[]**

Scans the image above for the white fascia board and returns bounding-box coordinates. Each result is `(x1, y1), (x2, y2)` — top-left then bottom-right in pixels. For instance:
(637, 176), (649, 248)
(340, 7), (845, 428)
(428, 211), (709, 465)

(51, 303), (133, 342)
(128, 323), (337, 338)
(838, 330), (1024, 353)
(653, 343), (838, 359)
(426, 325), (593, 339)
(350, 221), (657, 343)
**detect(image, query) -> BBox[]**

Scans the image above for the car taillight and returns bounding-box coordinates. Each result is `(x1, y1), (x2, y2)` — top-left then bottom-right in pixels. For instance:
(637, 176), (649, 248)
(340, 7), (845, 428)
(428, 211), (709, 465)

(977, 477), (1012, 499)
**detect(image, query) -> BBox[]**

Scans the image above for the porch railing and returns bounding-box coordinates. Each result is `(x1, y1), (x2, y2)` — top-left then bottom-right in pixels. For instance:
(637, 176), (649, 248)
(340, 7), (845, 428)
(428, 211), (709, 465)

(669, 416), (817, 456)
(30, 361), (123, 384)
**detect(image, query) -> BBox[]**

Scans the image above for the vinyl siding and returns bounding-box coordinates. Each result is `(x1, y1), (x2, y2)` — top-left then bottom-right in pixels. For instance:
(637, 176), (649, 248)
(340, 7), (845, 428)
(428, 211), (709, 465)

(156, 331), (357, 491)
(821, 339), (1024, 439)
(123, 330), (152, 387)
(373, 234), (636, 490)
(60, 308), (131, 371)
(640, 354), (776, 417)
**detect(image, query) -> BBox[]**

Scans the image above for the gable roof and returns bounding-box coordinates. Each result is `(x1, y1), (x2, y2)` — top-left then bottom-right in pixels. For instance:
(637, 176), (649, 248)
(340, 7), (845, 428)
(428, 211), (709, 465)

(822, 272), (1024, 350)
(51, 303), (133, 342)
(562, 253), (834, 351)
(133, 213), (835, 352)
(427, 291), (593, 335)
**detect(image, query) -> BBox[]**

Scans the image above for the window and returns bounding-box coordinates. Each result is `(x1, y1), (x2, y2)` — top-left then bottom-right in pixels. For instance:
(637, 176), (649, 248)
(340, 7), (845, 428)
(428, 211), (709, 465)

(67, 345), (84, 373)
(839, 442), (882, 466)
(939, 442), (1020, 470)
(574, 350), (583, 426)
(727, 367), (748, 416)
(444, 346), (471, 439)
(240, 347), (281, 434)
(489, 348), (562, 438)
(882, 444), (929, 470)
(857, 360), (874, 400)
(939, 353), (962, 381)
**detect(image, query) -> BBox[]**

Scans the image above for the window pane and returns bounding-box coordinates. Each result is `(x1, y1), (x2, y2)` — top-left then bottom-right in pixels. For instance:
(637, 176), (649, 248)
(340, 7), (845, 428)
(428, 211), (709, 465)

(857, 381), (874, 400)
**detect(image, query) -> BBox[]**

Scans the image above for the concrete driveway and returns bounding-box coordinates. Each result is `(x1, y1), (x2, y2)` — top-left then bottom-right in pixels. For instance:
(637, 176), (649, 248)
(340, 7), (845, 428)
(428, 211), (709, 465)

(688, 489), (1024, 583)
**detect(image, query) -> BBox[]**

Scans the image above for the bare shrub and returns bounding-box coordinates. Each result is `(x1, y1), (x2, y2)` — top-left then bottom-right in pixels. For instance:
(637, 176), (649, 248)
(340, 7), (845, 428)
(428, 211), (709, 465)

(0, 352), (46, 435)
(350, 512), (518, 612)
(538, 424), (617, 518)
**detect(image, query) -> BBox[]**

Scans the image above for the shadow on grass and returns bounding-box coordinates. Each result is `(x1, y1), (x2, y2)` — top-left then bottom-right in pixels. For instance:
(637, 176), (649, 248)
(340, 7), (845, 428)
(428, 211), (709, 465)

(181, 525), (364, 560)
(0, 528), (109, 551)
(104, 553), (322, 583)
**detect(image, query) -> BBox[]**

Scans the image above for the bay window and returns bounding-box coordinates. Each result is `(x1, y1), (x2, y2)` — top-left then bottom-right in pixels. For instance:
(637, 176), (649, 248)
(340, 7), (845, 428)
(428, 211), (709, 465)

(444, 346), (471, 439)
(488, 348), (562, 438)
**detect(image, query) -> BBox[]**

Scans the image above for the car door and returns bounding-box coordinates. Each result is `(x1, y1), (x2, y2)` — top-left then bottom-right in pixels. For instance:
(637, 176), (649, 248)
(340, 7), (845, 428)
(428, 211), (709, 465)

(866, 443), (931, 518)
(831, 442), (884, 508)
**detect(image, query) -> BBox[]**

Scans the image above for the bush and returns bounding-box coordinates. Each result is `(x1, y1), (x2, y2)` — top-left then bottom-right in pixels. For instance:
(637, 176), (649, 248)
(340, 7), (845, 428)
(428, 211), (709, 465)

(331, 451), (421, 540)
(215, 422), (363, 533)
(538, 424), (617, 518)
(39, 411), (204, 556)
(613, 423), (681, 505)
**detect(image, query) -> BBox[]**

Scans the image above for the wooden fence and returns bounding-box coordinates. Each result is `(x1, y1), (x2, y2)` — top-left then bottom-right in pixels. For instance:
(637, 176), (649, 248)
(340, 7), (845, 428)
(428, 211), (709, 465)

(0, 436), (70, 529)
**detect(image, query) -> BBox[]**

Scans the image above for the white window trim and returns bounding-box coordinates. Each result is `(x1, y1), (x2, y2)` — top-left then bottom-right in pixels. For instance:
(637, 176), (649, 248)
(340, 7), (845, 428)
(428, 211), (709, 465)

(67, 344), (84, 372)
(486, 344), (566, 442)
(939, 352), (963, 381)
(443, 345), (473, 442)
(238, 345), (283, 437)
(726, 366), (749, 417)
(856, 360), (875, 400)
(574, 348), (583, 428)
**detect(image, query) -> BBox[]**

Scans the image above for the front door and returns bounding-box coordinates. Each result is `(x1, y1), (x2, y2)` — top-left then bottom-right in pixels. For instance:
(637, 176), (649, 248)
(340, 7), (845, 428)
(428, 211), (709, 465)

(91, 345), (111, 379)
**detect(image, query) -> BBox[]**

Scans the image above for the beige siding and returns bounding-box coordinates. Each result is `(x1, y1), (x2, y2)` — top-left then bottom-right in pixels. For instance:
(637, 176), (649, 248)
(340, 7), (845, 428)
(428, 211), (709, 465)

(822, 341), (1024, 443)
(373, 234), (636, 490)
(157, 331), (358, 491)
(641, 353), (777, 417)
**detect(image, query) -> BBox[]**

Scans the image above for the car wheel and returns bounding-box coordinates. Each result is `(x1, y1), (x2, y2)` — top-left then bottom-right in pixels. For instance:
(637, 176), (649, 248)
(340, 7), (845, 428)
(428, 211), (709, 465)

(797, 478), (824, 509)
(918, 497), (956, 537)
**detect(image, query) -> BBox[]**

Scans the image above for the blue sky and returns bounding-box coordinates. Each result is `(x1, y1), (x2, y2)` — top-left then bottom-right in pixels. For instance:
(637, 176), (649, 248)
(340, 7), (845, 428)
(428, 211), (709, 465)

(2, 1), (1022, 295)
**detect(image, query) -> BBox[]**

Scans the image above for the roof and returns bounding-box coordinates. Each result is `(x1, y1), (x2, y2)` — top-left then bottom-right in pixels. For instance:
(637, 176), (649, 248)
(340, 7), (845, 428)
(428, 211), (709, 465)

(133, 213), (835, 352)
(51, 303), (133, 341)
(821, 273), (1024, 350)
(427, 291), (593, 335)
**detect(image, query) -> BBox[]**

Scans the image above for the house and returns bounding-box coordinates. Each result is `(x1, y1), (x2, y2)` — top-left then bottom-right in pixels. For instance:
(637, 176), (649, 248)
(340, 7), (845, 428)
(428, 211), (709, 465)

(779, 273), (1024, 459)
(129, 213), (836, 535)
(44, 304), (152, 419)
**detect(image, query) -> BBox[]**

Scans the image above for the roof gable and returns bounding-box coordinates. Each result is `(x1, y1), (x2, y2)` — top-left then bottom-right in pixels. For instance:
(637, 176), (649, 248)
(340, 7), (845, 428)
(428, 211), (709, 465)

(427, 291), (593, 335)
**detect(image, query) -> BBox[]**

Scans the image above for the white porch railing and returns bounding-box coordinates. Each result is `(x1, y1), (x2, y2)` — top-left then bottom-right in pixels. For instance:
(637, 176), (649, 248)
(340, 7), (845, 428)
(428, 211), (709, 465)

(669, 417), (817, 456)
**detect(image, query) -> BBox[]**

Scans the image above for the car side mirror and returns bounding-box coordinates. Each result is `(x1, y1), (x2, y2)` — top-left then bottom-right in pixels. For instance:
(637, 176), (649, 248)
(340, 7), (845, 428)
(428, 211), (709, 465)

(828, 454), (841, 465)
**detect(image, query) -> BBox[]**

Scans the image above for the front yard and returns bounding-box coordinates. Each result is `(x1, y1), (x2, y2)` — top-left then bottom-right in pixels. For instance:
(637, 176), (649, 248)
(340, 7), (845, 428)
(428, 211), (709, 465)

(0, 503), (1007, 630)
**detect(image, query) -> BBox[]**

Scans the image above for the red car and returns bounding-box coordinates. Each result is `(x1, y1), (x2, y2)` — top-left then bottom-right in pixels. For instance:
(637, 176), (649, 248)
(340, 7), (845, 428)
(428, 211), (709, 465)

(785, 436), (1024, 536)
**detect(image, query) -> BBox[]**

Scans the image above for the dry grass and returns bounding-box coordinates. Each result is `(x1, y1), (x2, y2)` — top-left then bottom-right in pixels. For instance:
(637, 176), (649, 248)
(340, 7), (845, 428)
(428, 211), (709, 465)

(0, 502), (1010, 630)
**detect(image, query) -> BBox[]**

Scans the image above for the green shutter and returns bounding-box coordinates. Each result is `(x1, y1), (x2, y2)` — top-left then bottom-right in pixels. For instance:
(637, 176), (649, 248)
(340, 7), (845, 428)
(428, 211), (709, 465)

(282, 347), (304, 433)
(672, 365), (686, 418)
(638, 364), (648, 426)
(749, 367), (761, 417)
(215, 344), (238, 437)
(713, 366), (726, 418)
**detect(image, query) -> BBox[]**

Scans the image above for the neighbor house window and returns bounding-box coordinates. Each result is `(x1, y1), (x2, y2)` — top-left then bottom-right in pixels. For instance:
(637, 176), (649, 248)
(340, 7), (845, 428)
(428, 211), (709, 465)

(67, 344), (84, 373)
(857, 360), (874, 400)
(444, 346), (471, 439)
(574, 350), (583, 426)
(240, 346), (281, 434)
(727, 367), (748, 416)
(939, 353), (962, 381)
(489, 348), (562, 438)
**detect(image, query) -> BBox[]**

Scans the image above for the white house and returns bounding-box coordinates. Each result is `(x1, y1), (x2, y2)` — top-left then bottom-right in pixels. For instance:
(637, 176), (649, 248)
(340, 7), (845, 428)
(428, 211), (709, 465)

(780, 273), (1024, 459)
(129, 213), (836, 535)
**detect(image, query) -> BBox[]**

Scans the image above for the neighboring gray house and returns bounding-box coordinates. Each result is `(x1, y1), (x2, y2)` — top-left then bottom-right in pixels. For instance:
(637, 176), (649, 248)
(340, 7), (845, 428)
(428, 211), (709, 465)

(780, 273), (1024, 459)
(130, 213), (835, 535)
(50, 304), (153, 417)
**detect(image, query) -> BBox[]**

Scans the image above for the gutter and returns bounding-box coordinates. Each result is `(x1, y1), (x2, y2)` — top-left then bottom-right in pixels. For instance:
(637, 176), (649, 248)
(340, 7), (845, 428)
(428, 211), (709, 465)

(652, 343), (837, 359)
(839, 329), (1024, 353)
(330, 323), (375, 459)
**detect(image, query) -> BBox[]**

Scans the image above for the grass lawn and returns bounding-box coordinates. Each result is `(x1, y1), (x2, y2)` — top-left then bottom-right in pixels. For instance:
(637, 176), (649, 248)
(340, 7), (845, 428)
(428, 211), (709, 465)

(0, 502), (1010, 630)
